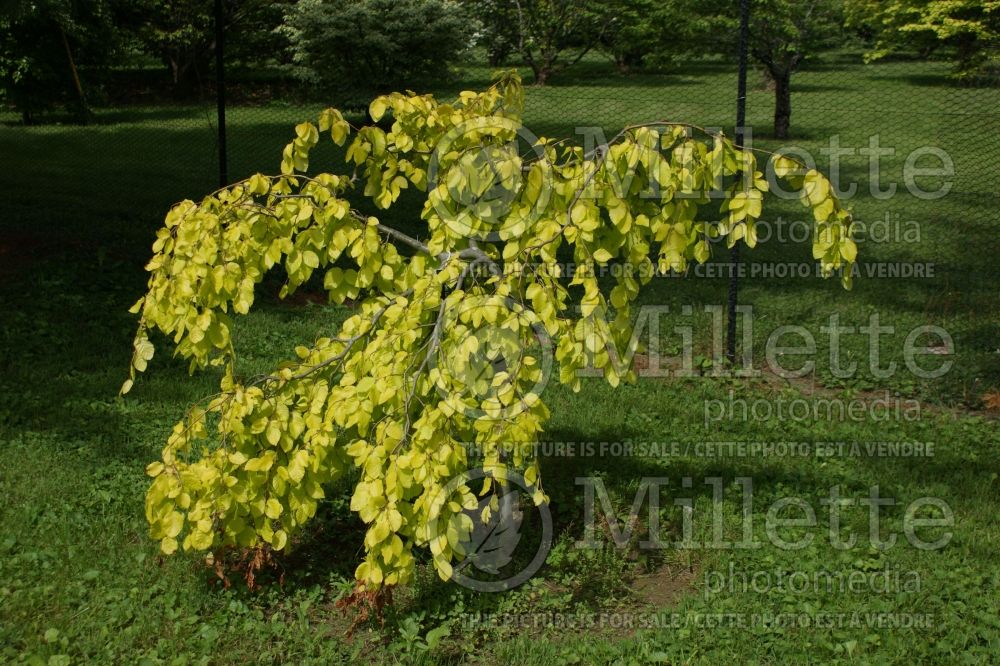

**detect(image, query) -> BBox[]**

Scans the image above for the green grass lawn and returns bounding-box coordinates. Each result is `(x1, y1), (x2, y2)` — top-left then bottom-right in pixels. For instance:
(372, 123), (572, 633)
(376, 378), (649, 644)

(1, 52), (999, 664)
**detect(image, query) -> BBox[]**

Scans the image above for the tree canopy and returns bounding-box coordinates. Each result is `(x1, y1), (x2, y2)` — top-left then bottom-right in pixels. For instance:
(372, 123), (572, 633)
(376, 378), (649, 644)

(0, 0), (119, 122)
(280, 0), (473, 93)
(846, 0), (1000, 79)
(124, 74), (856, 596)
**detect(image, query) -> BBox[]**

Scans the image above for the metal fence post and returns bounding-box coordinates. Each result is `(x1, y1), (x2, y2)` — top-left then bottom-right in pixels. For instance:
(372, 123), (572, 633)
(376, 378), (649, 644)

(727, 0), (751, 365)
(215, 0), (228, 187)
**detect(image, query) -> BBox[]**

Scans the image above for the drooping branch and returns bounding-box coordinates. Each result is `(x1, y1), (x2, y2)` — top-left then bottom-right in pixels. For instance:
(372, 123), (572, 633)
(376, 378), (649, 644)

(129, 74), (855, 595)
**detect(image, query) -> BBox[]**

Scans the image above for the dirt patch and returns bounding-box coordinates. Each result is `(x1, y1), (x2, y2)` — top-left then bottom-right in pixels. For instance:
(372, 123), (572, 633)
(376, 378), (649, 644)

(632, 562), (699, 608)
(0, 233), (54, 277)
(631, 352), (997, 419)
(281, 289), (331, 307)
(0, 232), (111, 279)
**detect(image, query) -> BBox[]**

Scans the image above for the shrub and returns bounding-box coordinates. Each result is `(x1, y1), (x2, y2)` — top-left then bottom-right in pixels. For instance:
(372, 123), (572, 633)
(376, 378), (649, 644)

(280, 0), (473, 94)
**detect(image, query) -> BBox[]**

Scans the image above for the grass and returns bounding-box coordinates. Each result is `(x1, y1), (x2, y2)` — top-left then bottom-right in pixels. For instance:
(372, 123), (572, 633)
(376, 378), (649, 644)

(1, 51), (999, 664)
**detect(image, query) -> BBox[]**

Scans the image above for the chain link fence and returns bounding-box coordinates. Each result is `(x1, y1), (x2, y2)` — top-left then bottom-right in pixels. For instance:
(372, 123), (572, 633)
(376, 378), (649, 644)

(2, 10), (997, 404)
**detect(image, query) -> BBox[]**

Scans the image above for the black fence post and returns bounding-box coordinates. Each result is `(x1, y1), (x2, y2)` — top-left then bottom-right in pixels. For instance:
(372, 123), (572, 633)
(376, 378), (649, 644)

(727, 0), (751, 365)
(214, 0), (228, 187)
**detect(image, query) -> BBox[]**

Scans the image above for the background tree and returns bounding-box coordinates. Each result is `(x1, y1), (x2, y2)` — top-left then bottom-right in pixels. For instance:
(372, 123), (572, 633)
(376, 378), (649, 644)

(112, 0), (286, 92)
(463, 0), (519, 66)
(750, 0), (845, 139)
(224, 0), (295, 69)
(598, 0), (664, 73)
(115, 0), (214, 89)
(846, 0), (1000, 80)
(677, 0), (844, 139)
(844, 0), (939, 59)
(280, 0), (473, 95)
(506, 0), (609, 85)
(469, 0), (710, 76)
(0, 0), (118, 123)
(596, 0), (726, 73)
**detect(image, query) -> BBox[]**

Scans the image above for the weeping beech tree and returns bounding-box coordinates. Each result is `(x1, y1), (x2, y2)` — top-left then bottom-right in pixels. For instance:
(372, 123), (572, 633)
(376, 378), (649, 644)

(123, 72), (856, 601)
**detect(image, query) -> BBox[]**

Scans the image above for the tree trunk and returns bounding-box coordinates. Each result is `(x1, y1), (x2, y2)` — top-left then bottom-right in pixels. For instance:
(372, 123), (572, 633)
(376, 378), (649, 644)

(59, 25), (90, 125)
(169, 58), (180, 86)
(487, 44), (510, 67)
(773, 70), (791, 139)
(530, 49), (560, 86)
(616, 50), (644, 74)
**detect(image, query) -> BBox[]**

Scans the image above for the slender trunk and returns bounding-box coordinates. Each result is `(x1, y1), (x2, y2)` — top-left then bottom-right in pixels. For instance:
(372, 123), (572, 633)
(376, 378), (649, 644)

(531, 47), (560, 86)
(487, 44), (509, 67)
(533, 64), (549, 86)
(615, 55), (630, 74)
(616, 50), (643, 74)
(773, 69), (791, 139)
(59, 24), (89, 124)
